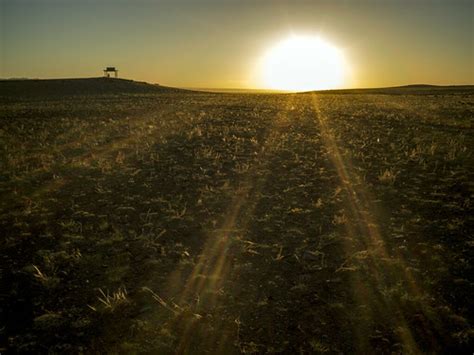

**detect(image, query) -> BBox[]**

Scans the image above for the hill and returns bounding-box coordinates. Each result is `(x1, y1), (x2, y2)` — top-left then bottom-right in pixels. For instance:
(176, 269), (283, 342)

(0, 77), (189, 98)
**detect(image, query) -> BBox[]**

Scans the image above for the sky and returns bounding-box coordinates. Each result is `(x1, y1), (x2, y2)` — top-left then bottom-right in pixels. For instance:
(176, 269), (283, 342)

(1, 0), (473, 89)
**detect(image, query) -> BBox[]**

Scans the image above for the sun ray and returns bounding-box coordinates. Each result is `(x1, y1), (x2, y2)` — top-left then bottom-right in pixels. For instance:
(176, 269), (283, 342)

(155, 94), (300, 352)
(308, 93), (440, 353)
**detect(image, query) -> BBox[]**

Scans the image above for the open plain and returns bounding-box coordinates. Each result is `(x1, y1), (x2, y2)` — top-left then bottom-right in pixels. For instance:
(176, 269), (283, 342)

(1, 79), (473, 353)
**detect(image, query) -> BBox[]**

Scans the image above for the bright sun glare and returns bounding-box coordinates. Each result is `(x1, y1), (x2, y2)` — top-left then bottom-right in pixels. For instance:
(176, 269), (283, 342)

(260, 35), (347, 92)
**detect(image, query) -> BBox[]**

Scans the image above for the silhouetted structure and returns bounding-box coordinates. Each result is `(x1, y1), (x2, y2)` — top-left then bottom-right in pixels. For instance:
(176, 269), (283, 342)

(103, 67), (118, 78)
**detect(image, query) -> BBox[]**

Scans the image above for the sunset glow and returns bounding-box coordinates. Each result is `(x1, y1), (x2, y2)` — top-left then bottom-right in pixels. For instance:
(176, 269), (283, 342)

(260, 35), (348, 91)
(2, 0), (473, 353)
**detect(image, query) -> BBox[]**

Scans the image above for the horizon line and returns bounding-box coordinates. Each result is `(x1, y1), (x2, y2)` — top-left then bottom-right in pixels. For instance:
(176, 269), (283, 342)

(1, 76), (473, 93)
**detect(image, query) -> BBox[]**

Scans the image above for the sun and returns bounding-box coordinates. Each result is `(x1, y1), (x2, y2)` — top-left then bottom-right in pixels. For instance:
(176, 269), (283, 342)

(259, 35), (348, 92)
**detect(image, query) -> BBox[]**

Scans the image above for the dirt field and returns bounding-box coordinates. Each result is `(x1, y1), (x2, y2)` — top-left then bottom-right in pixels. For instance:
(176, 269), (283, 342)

(1, 82), (473, 353)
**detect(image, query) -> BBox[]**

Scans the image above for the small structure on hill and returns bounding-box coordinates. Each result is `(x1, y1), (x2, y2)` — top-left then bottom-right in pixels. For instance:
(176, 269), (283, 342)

(103, 67), (118, 78)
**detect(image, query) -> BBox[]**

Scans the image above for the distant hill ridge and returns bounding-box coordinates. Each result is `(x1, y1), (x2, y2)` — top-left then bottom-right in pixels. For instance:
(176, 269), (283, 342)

(0, 77), (188, 97)
(302, 84), (474, 95)
(1, 77), (472, 97)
